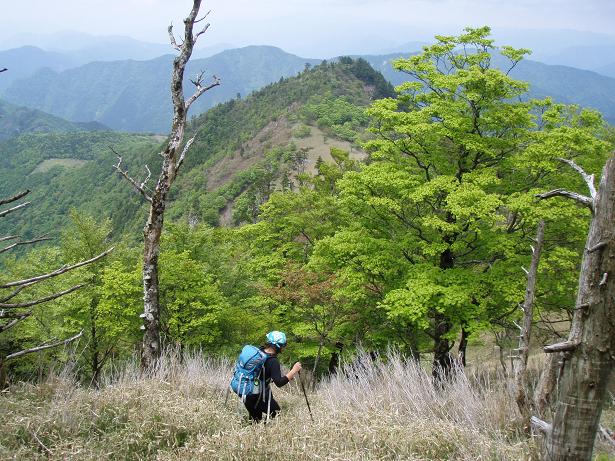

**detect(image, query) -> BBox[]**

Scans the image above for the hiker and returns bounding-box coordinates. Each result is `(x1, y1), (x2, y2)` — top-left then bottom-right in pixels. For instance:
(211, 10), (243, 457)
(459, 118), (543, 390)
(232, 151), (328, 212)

(231, 330), (302, 422)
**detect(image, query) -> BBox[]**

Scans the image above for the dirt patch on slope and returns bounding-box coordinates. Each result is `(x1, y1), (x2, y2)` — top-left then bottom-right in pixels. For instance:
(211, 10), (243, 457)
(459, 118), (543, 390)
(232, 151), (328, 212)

(206, 117), (292, 191)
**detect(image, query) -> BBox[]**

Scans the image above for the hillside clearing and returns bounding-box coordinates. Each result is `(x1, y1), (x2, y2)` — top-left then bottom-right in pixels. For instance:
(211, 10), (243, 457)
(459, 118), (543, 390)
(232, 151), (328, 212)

(31, 158), (89, 174)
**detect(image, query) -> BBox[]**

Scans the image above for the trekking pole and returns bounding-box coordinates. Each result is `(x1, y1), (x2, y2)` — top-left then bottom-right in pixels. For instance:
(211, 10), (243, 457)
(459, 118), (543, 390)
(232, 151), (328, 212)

(298, 371), (314, 422)
(224, 385), (230, 406)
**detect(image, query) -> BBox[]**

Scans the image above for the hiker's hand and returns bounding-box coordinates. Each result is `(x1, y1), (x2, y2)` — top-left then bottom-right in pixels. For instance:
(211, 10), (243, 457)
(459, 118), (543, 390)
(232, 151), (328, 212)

(286, 362), (302, 381)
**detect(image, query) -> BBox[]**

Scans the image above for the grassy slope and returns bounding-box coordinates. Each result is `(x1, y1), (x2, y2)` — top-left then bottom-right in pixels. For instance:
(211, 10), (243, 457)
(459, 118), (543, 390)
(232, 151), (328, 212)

(0, 352), (537, 461)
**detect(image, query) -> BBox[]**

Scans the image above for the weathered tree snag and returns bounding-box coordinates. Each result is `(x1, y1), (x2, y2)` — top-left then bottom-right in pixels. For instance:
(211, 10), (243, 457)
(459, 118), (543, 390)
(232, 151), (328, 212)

(536, 154), (615, 460)
(114, 0), (219, 369)
(513, 219), (545, 417)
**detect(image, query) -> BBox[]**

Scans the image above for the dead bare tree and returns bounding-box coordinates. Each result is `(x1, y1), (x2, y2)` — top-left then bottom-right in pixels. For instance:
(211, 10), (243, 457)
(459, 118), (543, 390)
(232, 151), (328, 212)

(113, 0), (219, 368)
(512, 219), (545, 419)
(531, 155), (615, 460)
(0, 190), (112, 386)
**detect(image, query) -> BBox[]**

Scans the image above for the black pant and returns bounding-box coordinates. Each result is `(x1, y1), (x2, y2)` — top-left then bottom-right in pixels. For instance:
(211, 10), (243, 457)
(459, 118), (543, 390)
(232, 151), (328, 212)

(243, 391), (280, 422)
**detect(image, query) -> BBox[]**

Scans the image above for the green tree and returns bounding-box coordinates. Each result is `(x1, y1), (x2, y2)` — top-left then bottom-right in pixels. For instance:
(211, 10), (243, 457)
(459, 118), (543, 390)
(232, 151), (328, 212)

(60, 211), (114, 385)
(313, 27), (610, 378)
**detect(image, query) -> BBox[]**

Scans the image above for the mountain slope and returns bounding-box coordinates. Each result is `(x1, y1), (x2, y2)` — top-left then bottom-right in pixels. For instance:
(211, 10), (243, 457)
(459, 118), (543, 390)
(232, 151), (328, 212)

(0, 99), (107, 140)
(3, 46), (320, 133)
(0, 58), (391, 237)
(5, 44), (615, 133)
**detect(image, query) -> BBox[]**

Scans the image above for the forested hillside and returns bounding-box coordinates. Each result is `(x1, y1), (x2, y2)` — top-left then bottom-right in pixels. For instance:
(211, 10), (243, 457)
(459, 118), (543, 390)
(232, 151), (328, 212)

(0, 58), (391, 238)
(0, 98), (106, 140)
(2, 46), (320, 132)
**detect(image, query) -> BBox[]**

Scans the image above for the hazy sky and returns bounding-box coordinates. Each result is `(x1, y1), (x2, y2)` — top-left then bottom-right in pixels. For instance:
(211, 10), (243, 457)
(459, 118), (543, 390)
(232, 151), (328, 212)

(1, 0), (614, 56)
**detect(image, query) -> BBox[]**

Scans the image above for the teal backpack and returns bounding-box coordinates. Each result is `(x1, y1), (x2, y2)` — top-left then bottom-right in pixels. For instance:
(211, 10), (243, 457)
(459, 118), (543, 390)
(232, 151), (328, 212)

(230, 345), (269, 399)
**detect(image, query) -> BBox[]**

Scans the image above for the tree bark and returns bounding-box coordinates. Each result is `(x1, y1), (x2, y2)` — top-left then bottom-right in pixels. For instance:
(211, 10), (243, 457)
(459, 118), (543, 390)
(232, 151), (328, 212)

(513, 220), (545, 416)
(545, 154), (615, 460)
(534, 352), (559, 417)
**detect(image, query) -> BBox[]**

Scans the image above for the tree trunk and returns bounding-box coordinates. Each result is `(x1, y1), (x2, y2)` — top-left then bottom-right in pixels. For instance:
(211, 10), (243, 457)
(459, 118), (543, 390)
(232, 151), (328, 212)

(513, 220), (545, 416)
(546, 155), (615, 460)
(433, 247), (454, 382)
(142, 198), (166, 368)
(312, 339), (324, 390)
(138, 0), (219, 369)
(458, 325), (468, 367)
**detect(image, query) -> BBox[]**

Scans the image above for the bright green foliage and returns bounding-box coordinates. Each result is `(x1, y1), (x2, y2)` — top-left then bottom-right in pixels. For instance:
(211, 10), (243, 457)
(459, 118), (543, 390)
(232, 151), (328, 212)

(302, 96), (370, 142)
(311, 27), (612, 365)
(59, 211), (114, 382)
(160, 250), (228, 347)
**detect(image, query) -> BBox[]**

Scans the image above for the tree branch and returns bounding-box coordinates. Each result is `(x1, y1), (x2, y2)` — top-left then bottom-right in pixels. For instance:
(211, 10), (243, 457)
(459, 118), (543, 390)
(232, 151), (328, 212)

(558, 158), (597, 199)
(5, 330), (83, 361)
(111, 148), (153, 203)
(0, 286), (25, 303)
(0, 284), (84, 309)
(0, 247), (113, 288)
(185, 75), (220, 111)
(0, 201), (30, 218)
(544, 340), (580, 353)
(0, 235), (19, 243)
(0, 236), (51, 255)
(536, 189), (593, 210)
(0, 190), (30, 206)
(531, 416), (553, 434)
(168, 24), (181, 51)
(0, 311), (32, 333)
(177, 136), (196, 170)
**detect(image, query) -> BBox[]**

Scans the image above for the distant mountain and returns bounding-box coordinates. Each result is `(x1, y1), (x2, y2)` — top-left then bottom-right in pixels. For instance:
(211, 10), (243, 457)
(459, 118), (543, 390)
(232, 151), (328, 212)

(361, 53), (615, 124)
(0, 46), (77, 91)
(5, 44), (615, 134)
(1, 31), (234, 62)
(538, 45), (615, 71)
(3, 46), (320, 133)
(0, 98), (107, 140)
(595, 62), (615, 79)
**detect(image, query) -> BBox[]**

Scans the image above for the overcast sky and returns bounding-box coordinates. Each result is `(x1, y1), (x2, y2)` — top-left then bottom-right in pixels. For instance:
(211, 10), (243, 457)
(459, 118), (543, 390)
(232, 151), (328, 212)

(1, 0), (614, 57)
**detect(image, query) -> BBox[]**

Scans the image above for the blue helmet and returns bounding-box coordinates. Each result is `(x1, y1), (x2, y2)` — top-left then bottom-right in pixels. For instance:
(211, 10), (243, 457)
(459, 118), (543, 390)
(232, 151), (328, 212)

(266, 331), (287, 351)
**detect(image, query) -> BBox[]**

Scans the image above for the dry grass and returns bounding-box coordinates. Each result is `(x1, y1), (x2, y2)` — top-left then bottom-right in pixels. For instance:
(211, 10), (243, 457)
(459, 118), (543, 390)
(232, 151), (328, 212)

(0, 350), (537, 460)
